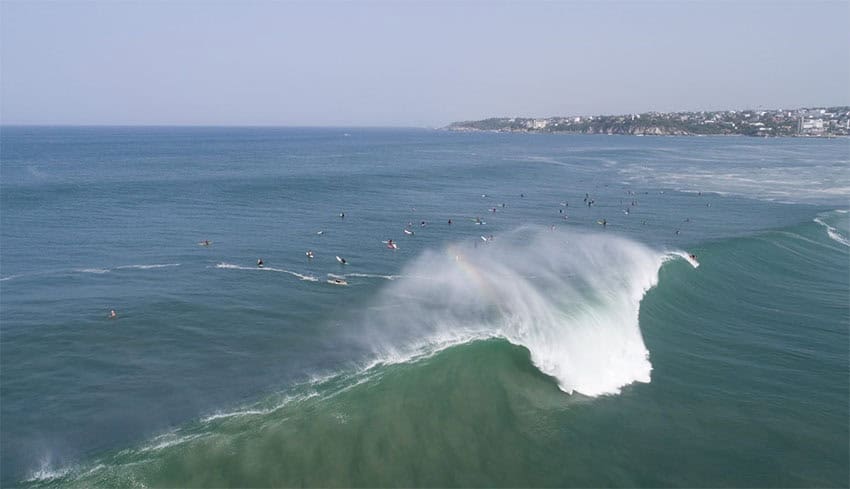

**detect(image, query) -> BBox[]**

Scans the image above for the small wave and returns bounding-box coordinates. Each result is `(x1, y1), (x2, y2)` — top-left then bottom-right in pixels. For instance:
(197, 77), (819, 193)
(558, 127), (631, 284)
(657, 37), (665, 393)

(74, 268), (110, 274)
(814, 217), (850, 247)
(115, 263), (181, 270)
(215, 262), (318, 281)
(345, 273), (401, 280)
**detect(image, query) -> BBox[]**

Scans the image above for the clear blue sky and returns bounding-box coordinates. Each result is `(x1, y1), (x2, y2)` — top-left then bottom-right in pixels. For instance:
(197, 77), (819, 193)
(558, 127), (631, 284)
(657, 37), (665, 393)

(2, 1), (848, 126)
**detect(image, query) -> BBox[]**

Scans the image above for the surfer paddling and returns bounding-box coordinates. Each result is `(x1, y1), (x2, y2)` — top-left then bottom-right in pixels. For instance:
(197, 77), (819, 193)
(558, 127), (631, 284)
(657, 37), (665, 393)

(108, 309), (117, 320)
(257, 258), (264, 268)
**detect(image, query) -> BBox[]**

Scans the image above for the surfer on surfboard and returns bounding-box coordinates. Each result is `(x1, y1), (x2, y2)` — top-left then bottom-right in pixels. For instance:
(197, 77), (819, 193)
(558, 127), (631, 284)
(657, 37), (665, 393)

(257, 258), (264, 268)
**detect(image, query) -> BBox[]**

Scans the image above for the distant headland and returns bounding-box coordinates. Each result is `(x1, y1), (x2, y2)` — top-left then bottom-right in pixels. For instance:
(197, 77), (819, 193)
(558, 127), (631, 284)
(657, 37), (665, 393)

(446, 106), (850, 137)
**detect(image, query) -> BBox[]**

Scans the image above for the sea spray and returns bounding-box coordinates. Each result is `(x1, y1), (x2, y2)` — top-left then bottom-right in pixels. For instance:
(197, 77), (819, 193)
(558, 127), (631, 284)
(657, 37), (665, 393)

(355, 227), (665, 396)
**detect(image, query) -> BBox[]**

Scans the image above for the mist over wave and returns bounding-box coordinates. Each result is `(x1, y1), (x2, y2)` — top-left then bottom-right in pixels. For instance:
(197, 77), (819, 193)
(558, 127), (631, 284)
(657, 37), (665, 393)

(355, 228), (669, 396)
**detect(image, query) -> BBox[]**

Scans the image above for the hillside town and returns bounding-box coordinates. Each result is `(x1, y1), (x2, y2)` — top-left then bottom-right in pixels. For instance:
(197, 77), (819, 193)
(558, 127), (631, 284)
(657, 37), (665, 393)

(447, 107), (850, 137)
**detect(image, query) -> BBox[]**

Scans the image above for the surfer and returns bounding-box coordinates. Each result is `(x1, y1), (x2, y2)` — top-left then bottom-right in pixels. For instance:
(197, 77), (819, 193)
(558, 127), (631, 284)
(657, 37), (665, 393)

(602, 219), (607, 227)
(306, 250), (314, 259)
(337, 256), (347, 265)
(108, 309), (117, 320)
(200, 240), (211, 246)
(689, 254), (697, 260)
(257, 258), (264, 268)
(448, 219), (452, 225)
(340, 212), (345, 219)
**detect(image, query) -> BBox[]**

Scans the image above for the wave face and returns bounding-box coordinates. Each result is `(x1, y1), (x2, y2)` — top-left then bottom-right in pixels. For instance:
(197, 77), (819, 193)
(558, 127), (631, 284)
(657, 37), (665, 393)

(359, 228), (663, 396)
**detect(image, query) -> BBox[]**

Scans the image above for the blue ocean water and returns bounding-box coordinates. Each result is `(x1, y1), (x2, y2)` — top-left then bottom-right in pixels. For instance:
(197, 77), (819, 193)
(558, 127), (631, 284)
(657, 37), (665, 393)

(1, 127), (847, 487)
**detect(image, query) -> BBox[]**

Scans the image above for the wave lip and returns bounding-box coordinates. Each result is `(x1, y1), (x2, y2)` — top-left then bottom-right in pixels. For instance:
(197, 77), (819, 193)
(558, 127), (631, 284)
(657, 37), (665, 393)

(360, 228), (669, 397)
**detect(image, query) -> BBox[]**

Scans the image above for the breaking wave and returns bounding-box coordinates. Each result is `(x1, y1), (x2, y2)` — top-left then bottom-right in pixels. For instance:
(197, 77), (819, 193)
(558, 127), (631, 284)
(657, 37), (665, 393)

(356, 227), (678, 397)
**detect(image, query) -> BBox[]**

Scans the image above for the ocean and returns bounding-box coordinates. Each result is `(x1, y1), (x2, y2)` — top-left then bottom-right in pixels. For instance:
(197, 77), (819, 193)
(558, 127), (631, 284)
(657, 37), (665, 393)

(1, 127), (847, 487)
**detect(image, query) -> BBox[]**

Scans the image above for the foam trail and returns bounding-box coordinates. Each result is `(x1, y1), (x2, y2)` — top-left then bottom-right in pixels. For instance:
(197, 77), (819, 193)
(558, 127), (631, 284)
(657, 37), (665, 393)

(814, 217), (850, 247)
(345, 273), (401, 280)
(115, 263), (181, 270)
(74, 268), (110, 274)
(356, 228), (669, 397)
(215, 262), (319, 281)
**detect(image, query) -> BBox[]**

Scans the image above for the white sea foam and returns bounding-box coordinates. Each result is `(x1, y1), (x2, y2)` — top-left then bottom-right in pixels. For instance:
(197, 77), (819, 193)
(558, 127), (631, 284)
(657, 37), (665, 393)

(116, 263), (181, 270)
(214, 262), (318, 281)
(358, 228), (672, 397)
(201, 392), (319, 423)
(814, 217), (850, 247)
(617, 145), (850, 205)
(138, 433), (205, 453)
(345, 273), (401, 280)
(667, 250), (700, 268)
(25, 459), (73, 482)
(75, 268), (110, 274)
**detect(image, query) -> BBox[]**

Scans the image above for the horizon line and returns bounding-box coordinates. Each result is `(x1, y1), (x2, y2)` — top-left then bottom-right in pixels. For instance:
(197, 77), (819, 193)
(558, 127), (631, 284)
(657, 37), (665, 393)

(2, 104), (848, 129)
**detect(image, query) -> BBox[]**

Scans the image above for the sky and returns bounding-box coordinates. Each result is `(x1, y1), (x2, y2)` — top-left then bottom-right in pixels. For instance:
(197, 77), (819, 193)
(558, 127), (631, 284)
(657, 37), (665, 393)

(1, 0), (848, 127)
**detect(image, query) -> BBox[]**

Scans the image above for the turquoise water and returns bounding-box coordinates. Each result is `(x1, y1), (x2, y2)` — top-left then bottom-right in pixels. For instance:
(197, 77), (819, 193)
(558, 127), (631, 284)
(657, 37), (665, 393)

(1, 128), (847, 487)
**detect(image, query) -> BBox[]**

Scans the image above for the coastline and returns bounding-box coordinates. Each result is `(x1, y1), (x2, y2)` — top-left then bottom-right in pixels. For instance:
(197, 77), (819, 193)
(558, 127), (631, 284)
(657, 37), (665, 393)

(443, 127), (848, 139)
